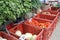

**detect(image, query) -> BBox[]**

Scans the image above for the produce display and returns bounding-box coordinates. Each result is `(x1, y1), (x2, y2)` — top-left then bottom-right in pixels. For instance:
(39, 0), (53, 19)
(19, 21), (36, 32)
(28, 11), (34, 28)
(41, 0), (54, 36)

(41, 12), (56, 16)
(27, 18), (51, 28)
(0, 0), (58, 40)
(0, 37), (7, 40)
(15, 30), (37, 40)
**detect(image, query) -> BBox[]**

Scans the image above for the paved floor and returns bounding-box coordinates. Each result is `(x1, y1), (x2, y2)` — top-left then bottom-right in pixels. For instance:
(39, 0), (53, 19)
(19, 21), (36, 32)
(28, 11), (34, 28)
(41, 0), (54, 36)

(50, 17), (60, 40)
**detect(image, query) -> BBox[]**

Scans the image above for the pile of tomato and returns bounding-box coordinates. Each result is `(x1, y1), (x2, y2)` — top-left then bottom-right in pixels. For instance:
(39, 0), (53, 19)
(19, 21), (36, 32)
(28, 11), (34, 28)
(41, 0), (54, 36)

(26, 19), (51, 29)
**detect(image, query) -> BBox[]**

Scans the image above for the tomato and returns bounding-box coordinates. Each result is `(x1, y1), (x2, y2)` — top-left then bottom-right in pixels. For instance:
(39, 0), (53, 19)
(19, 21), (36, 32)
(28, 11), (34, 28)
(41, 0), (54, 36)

(45, 22), (51, 27)
(27, 19), (50, 29)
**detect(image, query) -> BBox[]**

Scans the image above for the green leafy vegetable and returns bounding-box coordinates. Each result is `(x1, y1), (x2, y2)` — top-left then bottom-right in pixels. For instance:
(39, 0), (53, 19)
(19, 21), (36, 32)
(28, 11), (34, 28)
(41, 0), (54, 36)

(0, 0), (41, 27)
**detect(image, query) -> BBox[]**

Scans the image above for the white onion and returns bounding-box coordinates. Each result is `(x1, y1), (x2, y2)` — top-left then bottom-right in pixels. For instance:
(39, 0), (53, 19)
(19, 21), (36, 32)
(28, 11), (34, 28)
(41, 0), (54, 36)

(19, 34), (29, 40)
(15, 30), (22, 36)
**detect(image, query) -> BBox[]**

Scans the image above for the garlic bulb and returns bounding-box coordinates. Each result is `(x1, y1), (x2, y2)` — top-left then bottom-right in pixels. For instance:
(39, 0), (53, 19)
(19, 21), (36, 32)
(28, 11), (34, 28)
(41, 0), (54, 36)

(15, 30), (22, 36)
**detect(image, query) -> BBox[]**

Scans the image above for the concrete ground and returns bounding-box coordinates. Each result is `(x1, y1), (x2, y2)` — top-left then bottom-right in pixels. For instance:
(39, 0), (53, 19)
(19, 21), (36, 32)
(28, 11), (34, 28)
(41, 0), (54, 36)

(50, 17), (60, 40)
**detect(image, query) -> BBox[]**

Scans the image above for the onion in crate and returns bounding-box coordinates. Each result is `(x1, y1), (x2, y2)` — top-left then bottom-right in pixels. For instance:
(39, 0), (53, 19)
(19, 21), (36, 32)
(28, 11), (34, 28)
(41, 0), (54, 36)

(30, 35), (37, 40)
(19, 34), (29, 40)
(15, 30), (22, 36)
(32, 35), (37, 40)
(25, 33), (32, 39)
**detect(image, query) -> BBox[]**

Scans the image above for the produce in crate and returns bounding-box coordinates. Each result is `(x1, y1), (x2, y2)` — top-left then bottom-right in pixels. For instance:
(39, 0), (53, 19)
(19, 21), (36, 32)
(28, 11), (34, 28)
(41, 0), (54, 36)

(30, 35), (37, 40)
(19, 35), (29, 40)
(15, 30), (22, 37)
(15, 30), (37, 40)
(28, 19), (50, 28)
(19, 33), (37, 40)
(41, 12), (56, 16)
(25, 33), (32, 39)
(42, 12), (51, 15)
(0, 37), (7, 40)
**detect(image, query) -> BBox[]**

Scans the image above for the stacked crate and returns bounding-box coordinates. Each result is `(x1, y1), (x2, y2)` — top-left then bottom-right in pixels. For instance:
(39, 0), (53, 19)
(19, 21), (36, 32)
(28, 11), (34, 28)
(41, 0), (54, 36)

(6, 7), (60, 40)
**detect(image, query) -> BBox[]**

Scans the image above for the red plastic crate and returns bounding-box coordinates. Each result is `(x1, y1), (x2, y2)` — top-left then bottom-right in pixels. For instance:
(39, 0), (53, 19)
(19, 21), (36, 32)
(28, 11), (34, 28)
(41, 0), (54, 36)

(42, 10), (59, 16)
(58, 8), (60, 16)
(33, 17), (57, 40)
(47, 7), (59, 11)
(0, 32), (18, 40)
(34, 12), (59, 25)
(51, 7), (60, 11)
(58, 8), (60, 12)
(9, 22), (44, 40)
(41, 10), (60, 22)
(34, 13), (58, 31)
(40, 14), (59, 40)
(48, 7), (60, 17)
(42, 10), (59, 24)
(34, 13), (56, 21)
(42, 20), (57, 40)
(24, 18), (56, 40)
